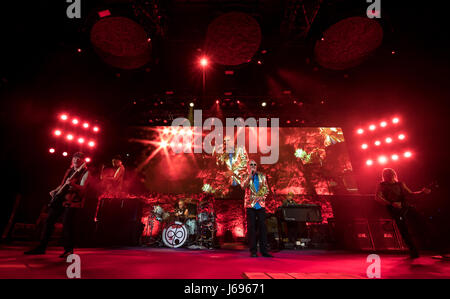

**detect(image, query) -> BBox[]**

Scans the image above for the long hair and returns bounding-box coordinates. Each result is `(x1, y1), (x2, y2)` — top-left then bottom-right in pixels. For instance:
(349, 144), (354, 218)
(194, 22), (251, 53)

(382, 168), (398, 182)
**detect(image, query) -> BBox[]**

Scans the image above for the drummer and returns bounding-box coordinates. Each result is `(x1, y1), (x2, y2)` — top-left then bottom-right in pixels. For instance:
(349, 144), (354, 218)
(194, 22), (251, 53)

(174, 199), (189, 221)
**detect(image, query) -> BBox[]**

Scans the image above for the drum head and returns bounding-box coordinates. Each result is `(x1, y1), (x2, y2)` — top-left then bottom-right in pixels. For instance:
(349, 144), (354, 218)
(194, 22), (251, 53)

(162, 222), (188, 248)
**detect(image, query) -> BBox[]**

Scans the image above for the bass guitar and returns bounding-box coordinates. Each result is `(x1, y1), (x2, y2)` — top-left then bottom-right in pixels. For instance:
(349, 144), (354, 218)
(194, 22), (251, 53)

(48, 162), (86, 208)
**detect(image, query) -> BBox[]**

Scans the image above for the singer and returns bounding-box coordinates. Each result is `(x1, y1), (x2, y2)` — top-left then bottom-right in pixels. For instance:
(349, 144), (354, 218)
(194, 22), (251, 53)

(240, 160), (273, 257)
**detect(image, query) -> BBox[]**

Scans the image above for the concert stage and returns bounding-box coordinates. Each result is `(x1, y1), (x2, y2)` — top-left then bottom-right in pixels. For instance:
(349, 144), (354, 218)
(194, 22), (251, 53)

(1, 244), (449, 279)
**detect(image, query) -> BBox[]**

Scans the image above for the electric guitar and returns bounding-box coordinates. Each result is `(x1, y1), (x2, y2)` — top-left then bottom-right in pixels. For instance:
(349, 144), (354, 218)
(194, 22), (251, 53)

(48, 162), (86, 208)
(387, 181), (436, 219)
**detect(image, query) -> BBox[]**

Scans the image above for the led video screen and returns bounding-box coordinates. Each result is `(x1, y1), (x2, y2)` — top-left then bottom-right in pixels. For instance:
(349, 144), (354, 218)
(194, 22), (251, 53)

(130, 126), (357, 196)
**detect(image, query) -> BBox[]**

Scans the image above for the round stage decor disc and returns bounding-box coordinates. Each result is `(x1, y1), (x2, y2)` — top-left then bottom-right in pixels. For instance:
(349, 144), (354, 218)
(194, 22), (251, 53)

(314, 16), (383, 70)
(90, 16), (151, 70)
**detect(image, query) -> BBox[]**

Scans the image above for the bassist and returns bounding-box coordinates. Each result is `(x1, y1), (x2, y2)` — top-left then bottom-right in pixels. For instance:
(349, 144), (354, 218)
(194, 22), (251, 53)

(25, 152), (89, 258)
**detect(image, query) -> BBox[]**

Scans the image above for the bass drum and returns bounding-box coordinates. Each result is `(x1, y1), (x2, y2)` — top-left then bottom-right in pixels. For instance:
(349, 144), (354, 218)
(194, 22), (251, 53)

(162, 221), (188, 248)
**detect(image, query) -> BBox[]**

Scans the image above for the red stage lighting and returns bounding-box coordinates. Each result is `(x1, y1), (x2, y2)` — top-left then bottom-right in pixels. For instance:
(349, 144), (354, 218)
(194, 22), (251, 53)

(93, 126), (99, 132)
(60, 114), (68, 121)
(54, 130), (62, 136)
(391, 154), (399, 161)
(366, 159), (373, 166)
(361, 143), (368, 150)
(49, 148), (55, 154)
(200, 57), (208, 67)
(88, 141), (95, 147)
(162, 128), (169, 134)
(369, 124), (376, 131)
(374, 140), (381, 146)
(398, 134), (405, 140)
(378, 156), (388, 164)
(385, 137), (392, 143)
(62, 152), (68, 157)
(404, 151), (412, 158)
(77, 137), (85, 144)
(357, 128), (364, 134)
(160, 140), (168, 148)
(216, 100), (220, 104)
(85, 157), (91, 163)
(83, 123), (89, 129)
(66, 134), (74, 141)
(380, 121), (387, 127)
(72, 119), (79, 125)
(392, 117), (400, 124)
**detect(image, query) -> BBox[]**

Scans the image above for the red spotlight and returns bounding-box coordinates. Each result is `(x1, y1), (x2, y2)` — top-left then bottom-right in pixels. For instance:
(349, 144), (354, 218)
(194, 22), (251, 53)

(385, 137), (392, 143)
(374, 140), (381, 146)
(357, 128), (364, 134)
(85, 157), (91, 163)
(83, 123), (89, 129)
(54, 129), (62, 136)
(404, 151), (412, 158)
(398, 134), (405, 140)
(200, 57), (208, 67)
(162, 128), (169, 134)
(49, 148), (55, 154)
(93, 126), (99, 133)
(66, 134), (74, 141)
(60, 114), (68, 121)
(361, 143), (368, 150)
(392, 117), (400, 124)
(77, 137), (85, 144)
(216, 100), (220, 104)
(160, 140), (168, 148)
(378, 156), (388, 164)
(380, 121), (387, 127)
(62, 151), (68, 157)
(369, 124), (376, 131)
(72, 119), (79, 125)
(391, 154), (399, 161)
(88, 141), (95, 147)
(366, 159), (373, 166)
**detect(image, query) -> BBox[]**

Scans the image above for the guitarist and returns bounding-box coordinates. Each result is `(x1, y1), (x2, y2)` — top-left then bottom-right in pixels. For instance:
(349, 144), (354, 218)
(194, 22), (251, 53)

(375, 168), (430, 259)
(25, 152), (89, 258)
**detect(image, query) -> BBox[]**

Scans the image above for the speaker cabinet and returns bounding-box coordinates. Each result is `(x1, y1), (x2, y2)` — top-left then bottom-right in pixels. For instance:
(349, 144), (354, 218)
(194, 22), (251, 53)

(95, 198), (144, 246)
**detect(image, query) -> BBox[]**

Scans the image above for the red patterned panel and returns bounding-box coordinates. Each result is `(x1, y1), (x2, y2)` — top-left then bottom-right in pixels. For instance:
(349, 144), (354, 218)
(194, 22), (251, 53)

(90, 17), (151, 69)
(314, 17), (383, 70)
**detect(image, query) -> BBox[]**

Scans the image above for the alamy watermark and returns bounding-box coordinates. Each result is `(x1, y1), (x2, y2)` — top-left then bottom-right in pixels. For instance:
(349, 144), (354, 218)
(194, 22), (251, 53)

(171, 110), (279, 165)
(366, 0), (381, 18)
(66, 254), (81, 278)
(366, 254), (381, 278)
(66, 0), (81, 19)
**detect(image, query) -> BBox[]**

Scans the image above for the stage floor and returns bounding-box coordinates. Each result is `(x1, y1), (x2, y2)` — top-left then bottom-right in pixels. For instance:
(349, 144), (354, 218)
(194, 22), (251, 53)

(0, 244), (449, 279)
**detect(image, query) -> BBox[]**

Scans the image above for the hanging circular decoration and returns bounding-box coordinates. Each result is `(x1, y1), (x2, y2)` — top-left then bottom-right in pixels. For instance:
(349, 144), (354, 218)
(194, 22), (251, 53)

(90, 17), (151, 70)
(205, 12), (262, 66)
(314, 17), (383, 70)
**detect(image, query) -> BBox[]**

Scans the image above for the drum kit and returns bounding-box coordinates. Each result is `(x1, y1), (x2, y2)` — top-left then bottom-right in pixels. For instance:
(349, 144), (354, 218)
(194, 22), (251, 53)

(144, 198), (217, 249)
